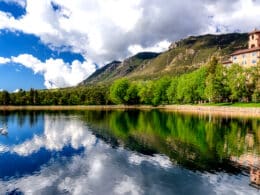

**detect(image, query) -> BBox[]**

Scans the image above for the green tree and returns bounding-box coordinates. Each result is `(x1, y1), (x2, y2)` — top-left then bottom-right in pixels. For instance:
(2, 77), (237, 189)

(207, 56), (219, 74)
(251, 63), (260, 102)
(192, 67), (207, 103)
(0, 90), (10, 105)
(109, 78), (129, 104)
(252, 79), (260, 102)
(176, 74), (193, 103)
(227, 64), (247, 102)
(138, 81), (154, 105)
(167, 77), (179, 104)
(205, 64), (229, 103)
(175, 67), (207, 104)
(152, 77), (171, 106)
(125, 82), (140, 105)
(29, 88), (39, 105)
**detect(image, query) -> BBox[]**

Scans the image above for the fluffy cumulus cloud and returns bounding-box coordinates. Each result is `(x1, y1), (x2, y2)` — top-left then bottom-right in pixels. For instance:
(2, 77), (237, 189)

(0, 0), (259, 63)
(12, 115), (97, 156)
(206, 0), (260, 33)
(5, 54), (96, 88)
(0, 0), (259, 88)
(0, 57), (10, 64)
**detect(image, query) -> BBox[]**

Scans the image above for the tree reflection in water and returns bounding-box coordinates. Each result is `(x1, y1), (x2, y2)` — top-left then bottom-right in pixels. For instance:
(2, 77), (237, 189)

(81, 110), (260, 187)
(0, 110), (259, 194)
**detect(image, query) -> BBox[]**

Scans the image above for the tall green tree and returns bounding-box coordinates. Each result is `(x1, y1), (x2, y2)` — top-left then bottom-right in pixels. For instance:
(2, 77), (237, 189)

(251, 62), (260, 102)
(176, 74), (194, 103)
(175, 67), (207, 104)
(138, 81), (154, 105)
(125, 82), (140, 105)
(152, 77), (171, 105)
(227, 64), (247, 102)
(205, 64), (229, 103)
(167, 77), (179, 104)
(0, 90), (10, 105)
(109, 78), (130, 104)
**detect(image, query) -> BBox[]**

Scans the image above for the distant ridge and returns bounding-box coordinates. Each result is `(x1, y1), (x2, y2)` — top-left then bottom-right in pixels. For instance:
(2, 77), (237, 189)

(80, 52), (160, 85)
(80, 33), (248, 85)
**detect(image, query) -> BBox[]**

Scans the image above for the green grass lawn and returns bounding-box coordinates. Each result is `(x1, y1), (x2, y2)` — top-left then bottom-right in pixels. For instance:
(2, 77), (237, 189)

(200, 102), (260, 107)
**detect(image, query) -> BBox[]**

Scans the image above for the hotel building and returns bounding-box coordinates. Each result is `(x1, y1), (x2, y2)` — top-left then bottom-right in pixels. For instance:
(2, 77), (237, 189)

(224, 29), (260, 66)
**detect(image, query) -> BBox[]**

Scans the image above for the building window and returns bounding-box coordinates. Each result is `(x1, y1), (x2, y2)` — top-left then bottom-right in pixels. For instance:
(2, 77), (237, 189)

(252, 35), (254, 40)
(242, 61), (247, 65)
(252, 60), (257, 64)
(233, 56), (237, 60)
(252, 52), (256, 56)
(243, 54), (245, 58)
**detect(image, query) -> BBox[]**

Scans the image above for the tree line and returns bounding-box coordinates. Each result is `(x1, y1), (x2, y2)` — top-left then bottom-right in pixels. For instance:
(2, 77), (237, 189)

(0, 85), (110, 105)
(109, 58), (260, 105)
(1, 58), (260, 106)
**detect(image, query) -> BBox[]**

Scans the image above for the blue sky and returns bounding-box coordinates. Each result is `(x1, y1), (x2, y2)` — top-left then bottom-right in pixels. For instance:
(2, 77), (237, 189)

(0, 1), (86, 91)
(0, 30), (84, 91)
(0, 0), (259, 91)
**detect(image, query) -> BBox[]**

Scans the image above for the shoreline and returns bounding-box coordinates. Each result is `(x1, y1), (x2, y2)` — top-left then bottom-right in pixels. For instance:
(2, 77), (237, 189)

(0, 105), (260, 118)
(159, 105), (260, 118)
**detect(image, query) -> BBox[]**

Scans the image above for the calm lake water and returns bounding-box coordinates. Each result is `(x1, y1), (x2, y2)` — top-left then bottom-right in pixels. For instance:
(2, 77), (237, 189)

(0, 110), (259, 195)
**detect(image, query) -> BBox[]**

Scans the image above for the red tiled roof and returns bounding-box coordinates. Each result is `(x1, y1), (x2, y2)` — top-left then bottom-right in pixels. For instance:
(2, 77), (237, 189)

(249, 30), (260, 35)
(231, 47), (260, 56)
(222, 60), (232, 64)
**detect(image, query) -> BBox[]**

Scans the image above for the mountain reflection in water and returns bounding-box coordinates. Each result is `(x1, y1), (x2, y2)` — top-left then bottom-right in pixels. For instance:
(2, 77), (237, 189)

(0, 110), (259, 194)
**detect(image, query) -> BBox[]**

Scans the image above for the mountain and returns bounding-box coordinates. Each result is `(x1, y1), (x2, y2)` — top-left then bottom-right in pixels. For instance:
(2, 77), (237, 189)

(80, 52), (160, 85)
(80, 33), (248, 85)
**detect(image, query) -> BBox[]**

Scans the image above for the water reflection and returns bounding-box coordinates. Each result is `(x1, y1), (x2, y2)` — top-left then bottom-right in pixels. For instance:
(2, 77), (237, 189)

(231, 153), (260, 189)
(82, 111), (260, 168)
(251, 167), (260, 189)
(0, 110), (259, 194)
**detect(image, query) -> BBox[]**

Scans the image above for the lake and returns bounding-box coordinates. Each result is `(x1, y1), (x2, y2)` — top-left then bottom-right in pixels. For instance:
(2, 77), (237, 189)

(0, 110), (259, 195)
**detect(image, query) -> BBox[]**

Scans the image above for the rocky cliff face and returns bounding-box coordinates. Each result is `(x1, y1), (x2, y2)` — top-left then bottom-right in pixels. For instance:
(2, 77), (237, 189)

(80, 33), (248, 85)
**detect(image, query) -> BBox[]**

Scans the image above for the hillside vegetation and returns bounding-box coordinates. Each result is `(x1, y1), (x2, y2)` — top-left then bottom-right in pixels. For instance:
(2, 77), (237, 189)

(81, 33), (248, 85)
(1, 59), (260, 106)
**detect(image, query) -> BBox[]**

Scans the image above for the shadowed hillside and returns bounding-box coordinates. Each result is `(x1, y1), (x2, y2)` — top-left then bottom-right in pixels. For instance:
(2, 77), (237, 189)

(80, 52), (160, 85)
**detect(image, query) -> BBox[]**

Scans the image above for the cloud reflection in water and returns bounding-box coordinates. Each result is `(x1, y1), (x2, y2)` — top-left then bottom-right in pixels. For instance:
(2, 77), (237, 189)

(0, 113), (258, 195)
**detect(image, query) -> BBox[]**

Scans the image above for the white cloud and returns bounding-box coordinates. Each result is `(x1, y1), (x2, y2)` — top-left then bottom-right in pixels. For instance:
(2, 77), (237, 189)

(129, 153), (172, 169)
(12, 115), (97, 156)
(206, 0), (260, 33)
(10, 54), (96, 89)
(0, 144), (8, 153)
(128, 40), (170, 55)
(1, 0), (258, 65)
(114, 176), (143, 195)
(13, 88), (20, 93)
(0, 0), (259, 86)
(0, 57), (10, 64)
